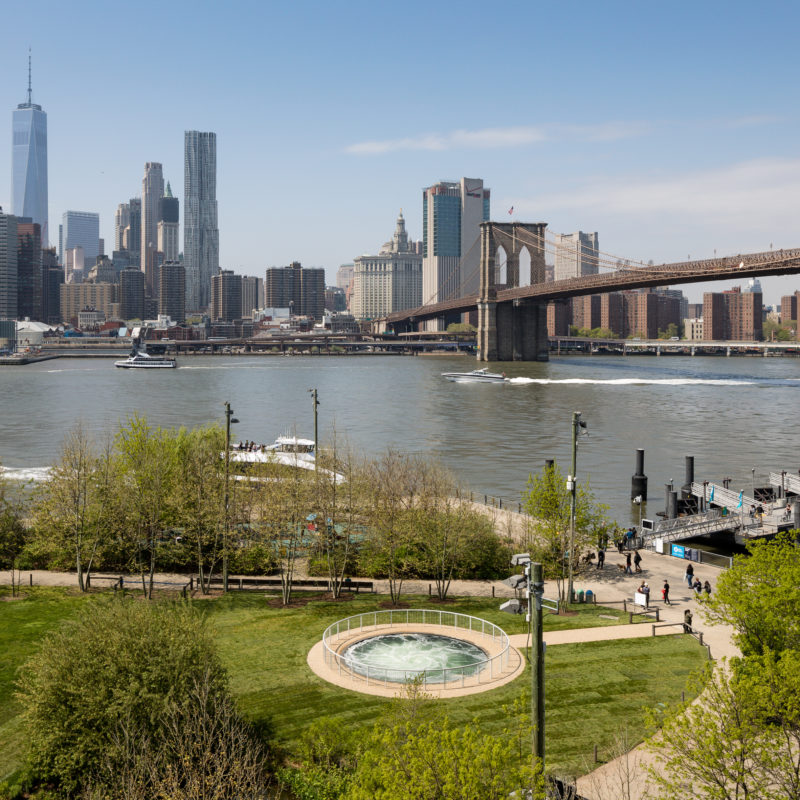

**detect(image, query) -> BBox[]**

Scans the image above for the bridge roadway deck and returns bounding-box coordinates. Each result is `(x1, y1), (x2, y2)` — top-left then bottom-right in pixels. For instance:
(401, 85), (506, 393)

(386, 246), (800, 324)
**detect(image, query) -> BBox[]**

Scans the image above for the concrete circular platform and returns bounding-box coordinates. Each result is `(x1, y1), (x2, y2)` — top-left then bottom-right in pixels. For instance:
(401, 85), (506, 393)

(307, 621), (525, 698)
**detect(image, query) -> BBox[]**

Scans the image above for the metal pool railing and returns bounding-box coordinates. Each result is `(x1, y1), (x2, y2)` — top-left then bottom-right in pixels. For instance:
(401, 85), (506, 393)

(321, 609), (512, 689)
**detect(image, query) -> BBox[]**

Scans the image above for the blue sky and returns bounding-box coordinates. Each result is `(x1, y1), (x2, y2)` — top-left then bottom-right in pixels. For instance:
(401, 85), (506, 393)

(2, 0), (799, 302)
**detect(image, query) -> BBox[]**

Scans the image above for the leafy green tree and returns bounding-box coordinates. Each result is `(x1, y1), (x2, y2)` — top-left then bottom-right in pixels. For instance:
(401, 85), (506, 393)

(17, 599), (231, 797)
(29, 424), (119, 591)
(349, 681), (537, 800)
(648, 652), (800, 800)
(446, 322), (476, 333)
(0, 465), (27, 596)
(115, 415), (180, 598)
(522, 462), (611, 602)
(701, 531), (800, 656)
(358, 451), (421, 605)
(172, 424), (226, 593)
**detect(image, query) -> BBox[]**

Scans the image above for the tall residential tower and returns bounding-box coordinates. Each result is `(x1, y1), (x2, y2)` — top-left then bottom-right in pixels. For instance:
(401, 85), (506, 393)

(11, 53), (49, 246)
(184, 131), (218, 312)
(141, 162), (164, 296)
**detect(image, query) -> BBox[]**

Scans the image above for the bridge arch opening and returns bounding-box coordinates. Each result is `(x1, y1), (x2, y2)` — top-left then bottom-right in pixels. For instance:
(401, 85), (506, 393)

(519, 246), (532, 287)
(495, 246), (508, 287)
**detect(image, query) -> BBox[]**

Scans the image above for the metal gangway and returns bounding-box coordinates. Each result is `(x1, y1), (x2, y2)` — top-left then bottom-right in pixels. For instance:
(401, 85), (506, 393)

(642, 508), (755, 547)
(769, 472), (800, 497)
(690, 482), (758, 512)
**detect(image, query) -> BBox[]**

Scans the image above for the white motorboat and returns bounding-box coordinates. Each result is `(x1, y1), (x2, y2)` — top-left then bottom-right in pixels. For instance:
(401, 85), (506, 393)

(115, 337), (176, 369)
(227, 435), (344, 482)
(442, 368), (507, 383)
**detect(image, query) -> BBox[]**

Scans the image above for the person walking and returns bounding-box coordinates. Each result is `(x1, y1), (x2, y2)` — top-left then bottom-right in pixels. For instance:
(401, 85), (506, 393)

(662, 580), (671, 605)
(597, 548), (605, 569)
(633, 550), (643, 573)
(625, 551), (633, 575)
(616, 537), (624, 554)
(642, 582), (650, 608)
(693, 577), (703, 594)
(685, 562), (694, 587)
(683, 609), (693, 633)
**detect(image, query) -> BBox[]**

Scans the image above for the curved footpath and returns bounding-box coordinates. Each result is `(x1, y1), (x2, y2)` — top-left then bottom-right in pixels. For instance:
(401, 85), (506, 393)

(1, 549), (736, 800)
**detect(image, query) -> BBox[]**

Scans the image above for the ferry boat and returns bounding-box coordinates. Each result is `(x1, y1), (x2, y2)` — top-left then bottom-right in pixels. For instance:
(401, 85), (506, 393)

(115, 337), (176, 369)
(441, 368), (507, 383)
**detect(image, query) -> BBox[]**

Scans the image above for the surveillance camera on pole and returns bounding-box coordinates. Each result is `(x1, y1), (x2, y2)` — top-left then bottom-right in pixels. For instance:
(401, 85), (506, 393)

(511, 552), (531, 567)
(503, 573), (528, 591)
(499, 598), (524, 615)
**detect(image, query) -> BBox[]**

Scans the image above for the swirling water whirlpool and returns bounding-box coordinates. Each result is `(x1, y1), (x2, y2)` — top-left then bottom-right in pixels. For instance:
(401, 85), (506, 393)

(342, 632), (488, 683)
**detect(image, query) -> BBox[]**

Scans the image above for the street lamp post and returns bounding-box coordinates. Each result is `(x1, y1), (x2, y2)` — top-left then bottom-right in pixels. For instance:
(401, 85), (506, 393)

(752, 467), (756, 501)
(566, 411), (583, 605)
(223, 401), (239, 592)
(309, 388), (319, 467)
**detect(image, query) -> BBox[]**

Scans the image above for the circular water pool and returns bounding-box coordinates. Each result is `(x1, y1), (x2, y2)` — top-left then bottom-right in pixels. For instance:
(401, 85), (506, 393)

(342, 632), (488, 683)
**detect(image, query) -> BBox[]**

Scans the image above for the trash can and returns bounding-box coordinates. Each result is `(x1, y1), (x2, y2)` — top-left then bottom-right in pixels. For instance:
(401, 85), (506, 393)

(577, 590), (585, 604)
(585, 589), (594, 604)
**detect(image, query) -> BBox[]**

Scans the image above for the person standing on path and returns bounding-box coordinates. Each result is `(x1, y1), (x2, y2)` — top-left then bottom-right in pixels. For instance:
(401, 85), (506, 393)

(625, 552), (633, 574)
(633, 550), (642, 573)
(685, 562), (694, 587)
(597, 548), (605, 569)
(683, 609), (693, 633)
(662, 580), (671, 605)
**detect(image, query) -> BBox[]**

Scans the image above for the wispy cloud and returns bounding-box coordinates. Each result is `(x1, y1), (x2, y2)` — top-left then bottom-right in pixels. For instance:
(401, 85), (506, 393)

(345, 122), (645, 154)
(516, 158), (800, 228)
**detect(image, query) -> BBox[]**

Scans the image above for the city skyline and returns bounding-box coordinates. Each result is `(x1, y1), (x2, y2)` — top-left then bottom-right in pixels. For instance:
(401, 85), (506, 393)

(2, 1), (800, 303)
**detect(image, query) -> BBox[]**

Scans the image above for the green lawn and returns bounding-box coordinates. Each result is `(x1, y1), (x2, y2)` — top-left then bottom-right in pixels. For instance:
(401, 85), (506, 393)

(0, 587), (705, 784)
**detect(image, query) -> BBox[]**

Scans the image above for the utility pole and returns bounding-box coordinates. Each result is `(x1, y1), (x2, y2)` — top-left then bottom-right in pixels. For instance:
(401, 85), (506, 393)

(567, 411), (581, 605)
(530, 561), (545, 772)
(223, 401), (238, 592)
(309, 388), (319, 466)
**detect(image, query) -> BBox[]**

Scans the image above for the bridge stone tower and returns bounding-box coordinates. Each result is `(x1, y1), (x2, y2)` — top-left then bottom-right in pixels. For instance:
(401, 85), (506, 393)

(477, 221), (549, 362)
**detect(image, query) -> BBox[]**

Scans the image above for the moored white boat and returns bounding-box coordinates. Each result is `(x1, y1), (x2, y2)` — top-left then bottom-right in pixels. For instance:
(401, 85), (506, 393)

(441, 368), (507, 383)
(228, 435), (344, 482)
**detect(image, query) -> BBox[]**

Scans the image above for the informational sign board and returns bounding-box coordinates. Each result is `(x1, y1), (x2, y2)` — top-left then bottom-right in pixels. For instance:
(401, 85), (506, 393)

(671, 544), (685, 559)
(634, 591), (649, 607)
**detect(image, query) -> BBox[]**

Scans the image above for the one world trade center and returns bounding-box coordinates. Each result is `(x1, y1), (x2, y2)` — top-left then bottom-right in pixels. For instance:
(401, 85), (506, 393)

(11, 53), (48, 245)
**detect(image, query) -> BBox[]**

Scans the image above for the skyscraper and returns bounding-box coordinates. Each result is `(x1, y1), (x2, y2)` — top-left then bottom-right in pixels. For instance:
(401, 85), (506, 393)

(265, 262), (326, 321)
(114, 203), (130, 252)
(159, 261), (185, 323)
(422, 178), (490, 305)
(0, 210), (18, 319)
(61, 211), (100, 268)
(11, 54), (48, 246)
(157, 182), (179, 263)
(211, 270), (241, 322)
(141, 162), (164, 296)
(352, 211), (422, 319)
(554, 231), (599, 281)
(184, 131), (218, 312)
(16, 219), (42, 320)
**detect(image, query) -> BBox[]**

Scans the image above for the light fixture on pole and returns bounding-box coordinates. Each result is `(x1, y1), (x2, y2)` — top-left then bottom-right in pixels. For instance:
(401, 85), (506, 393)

(223, 401), (239, 593)
(567, 411), (587, 606)
(308, 388), (319, 466)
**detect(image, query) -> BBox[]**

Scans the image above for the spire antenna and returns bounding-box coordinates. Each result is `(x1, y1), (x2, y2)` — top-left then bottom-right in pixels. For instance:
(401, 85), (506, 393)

(27, 48), (32, 105)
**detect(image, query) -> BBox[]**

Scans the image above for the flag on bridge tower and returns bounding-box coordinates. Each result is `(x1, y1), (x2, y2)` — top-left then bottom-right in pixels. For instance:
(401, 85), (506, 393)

(508, 206), (514, 216)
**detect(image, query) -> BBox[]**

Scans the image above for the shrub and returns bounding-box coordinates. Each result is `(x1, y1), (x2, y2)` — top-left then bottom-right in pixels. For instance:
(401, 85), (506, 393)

(17, 599), (230, 796)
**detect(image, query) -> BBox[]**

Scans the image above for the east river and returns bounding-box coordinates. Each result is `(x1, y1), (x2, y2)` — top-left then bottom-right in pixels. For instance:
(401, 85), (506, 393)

(2, 353), (799, 524)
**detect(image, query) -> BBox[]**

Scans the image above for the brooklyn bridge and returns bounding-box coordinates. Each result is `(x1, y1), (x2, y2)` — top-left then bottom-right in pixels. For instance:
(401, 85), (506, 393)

(384, 221), (800, 361)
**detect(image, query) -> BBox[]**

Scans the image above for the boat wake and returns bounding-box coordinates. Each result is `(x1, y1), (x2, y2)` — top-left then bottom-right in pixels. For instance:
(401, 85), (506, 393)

(507, 377), (758, 386)
(1, 466), (52, 482)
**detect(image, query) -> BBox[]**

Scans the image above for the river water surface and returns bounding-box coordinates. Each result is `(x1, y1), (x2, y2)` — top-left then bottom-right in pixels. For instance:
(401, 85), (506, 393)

(2, 353), (798, 523)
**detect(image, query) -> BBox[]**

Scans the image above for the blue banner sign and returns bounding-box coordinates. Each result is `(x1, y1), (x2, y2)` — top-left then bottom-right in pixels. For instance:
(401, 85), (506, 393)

(671, 544), (685, 559)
